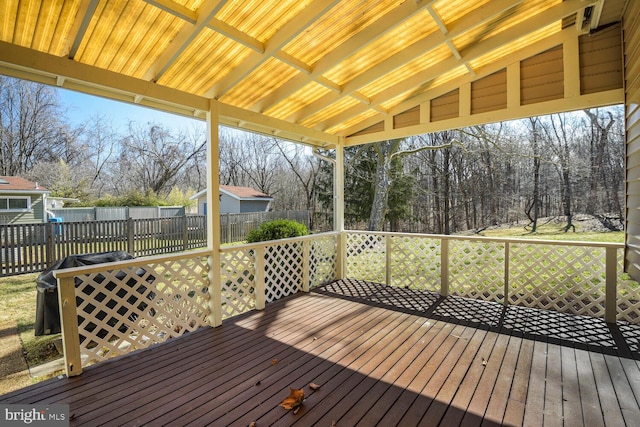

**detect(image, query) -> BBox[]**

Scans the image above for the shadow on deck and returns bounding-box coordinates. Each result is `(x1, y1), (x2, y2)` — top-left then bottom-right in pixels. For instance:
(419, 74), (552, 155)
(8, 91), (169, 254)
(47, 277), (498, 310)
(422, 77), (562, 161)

(1, 279), (639, 426)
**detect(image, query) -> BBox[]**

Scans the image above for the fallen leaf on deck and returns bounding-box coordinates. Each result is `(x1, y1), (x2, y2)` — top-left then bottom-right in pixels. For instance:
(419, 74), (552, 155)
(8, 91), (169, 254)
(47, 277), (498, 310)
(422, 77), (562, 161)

(279, 388), (305, 410)
(309, 382), (321, 390)
(249, 422), (256, 427)
(482, 358), (487, 366)
(332, 421), (337, 426)
(272, 359), (279, 365)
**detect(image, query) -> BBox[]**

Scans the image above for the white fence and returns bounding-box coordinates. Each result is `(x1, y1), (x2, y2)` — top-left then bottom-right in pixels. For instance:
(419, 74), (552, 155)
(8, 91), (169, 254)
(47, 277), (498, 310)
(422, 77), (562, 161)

(52, 230), (638, 377)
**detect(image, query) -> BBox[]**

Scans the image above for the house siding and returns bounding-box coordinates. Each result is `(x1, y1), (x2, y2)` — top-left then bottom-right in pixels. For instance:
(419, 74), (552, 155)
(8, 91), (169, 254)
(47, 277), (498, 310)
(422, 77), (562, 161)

(0, 192), (46, 224)
(625, 1), (640, 280)
(239, 200), (270, 213)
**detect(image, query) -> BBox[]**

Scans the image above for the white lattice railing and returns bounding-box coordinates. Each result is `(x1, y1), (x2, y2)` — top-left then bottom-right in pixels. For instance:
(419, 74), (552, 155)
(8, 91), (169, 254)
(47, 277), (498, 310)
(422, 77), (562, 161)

(53, 230), (639, 377)
(54, 233), (339, 376)
(54, 250), (211, 376)
(345, 231), (639, 325)
(220, 233), (339, 318)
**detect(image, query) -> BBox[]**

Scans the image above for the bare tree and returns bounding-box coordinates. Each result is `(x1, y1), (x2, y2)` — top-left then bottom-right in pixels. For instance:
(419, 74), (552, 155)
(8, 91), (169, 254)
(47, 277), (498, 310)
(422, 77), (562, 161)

(0, 77), (80, 175)
(117, 122), (205, 196)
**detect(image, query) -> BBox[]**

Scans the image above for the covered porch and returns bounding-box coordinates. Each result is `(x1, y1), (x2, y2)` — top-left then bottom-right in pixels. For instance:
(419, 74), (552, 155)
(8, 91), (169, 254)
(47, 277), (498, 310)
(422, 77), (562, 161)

(2, 279), (639, 426)
(2, 0), (640, 425)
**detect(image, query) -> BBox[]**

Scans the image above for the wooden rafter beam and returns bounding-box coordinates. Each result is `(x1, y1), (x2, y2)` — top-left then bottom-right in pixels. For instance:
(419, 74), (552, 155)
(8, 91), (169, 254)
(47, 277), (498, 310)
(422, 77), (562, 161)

(66, 0), (99, 59)
(205, 0), (342, 98)
(317, 0), (595, 133)
(289, 0), (526, 124)
(254, 0), (437, 113)
(143, 0), (228, 82)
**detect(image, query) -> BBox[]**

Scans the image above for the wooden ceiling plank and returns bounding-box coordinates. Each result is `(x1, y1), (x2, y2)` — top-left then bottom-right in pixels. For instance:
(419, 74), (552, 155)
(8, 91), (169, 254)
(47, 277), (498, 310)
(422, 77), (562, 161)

(205, 0), (342, 99)
(144, 0), (229, 82)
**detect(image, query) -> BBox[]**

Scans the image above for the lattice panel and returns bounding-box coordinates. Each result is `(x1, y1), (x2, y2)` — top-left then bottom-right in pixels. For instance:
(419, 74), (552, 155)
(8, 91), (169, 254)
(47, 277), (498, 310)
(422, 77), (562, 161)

(617, 248), (640, 324)
(75, 256), (210, 363)
(264, 242), (304, 302)
(448, 240), (505, 303)
(346, 233), (386, 283)
(389, 236), (440, 291)
(221, 249), (256, 319)
(509, 244), (606, 318)
(310, 235), (337, 288)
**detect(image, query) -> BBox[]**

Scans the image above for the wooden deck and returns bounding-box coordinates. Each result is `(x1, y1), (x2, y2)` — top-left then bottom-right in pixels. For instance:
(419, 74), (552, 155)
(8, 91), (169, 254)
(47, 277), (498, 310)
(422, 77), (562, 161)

(2, 279), (640, 426)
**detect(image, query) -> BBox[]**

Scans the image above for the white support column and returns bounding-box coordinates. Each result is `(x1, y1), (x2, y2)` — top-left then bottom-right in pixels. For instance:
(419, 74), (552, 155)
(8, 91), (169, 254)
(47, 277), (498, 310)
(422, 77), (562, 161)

(206, 99), (222, 327)
(605, 246), (617, 323)
(335, 143), (346, 279)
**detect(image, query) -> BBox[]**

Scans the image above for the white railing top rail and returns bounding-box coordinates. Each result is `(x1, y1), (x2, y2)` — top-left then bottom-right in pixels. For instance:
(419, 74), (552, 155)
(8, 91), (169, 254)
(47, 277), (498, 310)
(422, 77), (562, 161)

(53, 249), (211, 280)
(219, 231), (341, 253)
(345, 229), (624, 249)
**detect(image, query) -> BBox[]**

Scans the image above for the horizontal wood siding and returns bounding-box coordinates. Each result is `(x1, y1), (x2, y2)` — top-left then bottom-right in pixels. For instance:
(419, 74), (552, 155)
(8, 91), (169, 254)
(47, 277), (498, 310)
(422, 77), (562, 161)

(349, 120), (384, 137)
(580, 23), (623, 95)
(471, 69), (507, 114)
(393, 105), (420, 129)
(626, 1), (640, 280)
(430, 89), (459, 122)
(520, 45), (564, 105)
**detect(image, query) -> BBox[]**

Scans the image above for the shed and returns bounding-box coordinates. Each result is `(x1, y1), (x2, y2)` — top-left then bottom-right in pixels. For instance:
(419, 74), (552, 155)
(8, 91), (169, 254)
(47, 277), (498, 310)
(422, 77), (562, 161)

(191, 185), (273, 215)
(0, 176), (50, 224)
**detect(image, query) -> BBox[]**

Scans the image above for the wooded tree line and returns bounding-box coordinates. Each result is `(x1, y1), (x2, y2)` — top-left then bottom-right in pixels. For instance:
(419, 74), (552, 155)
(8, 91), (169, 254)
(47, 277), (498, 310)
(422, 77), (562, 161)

(0, 76), (625, 234)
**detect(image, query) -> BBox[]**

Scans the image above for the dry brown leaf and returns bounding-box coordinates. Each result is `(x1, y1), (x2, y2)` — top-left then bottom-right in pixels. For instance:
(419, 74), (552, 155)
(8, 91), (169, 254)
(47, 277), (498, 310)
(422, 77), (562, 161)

(248, 422), (256, 427)
(272, 359), (279, 365)
(279, 387), (305, 410)
(309, 382), (321, 390)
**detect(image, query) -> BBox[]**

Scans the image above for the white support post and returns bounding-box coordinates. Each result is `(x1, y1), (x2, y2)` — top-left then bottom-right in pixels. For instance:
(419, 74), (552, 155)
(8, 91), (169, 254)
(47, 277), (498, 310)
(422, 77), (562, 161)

(56, 275), (82, 377)
(386, 234), (392, 286)
(441, 238), (449, 297)
(303, 239), (310, 292)
(254, 246), (266, 310)
(605, 247), (617, 323)
(335, 144), (346, 279)
(504, 242), (510, 306)
(206, 99), (222, 327)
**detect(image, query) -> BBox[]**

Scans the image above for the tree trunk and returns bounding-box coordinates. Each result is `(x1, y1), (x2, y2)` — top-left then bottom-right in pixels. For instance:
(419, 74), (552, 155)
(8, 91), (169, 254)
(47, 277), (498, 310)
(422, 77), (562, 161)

(368, 145), (392, 231)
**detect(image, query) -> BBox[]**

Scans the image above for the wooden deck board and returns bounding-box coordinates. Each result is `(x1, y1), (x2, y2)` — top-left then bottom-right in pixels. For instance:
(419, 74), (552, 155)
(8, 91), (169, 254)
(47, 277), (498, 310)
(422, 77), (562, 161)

(2, 279), (639, 426)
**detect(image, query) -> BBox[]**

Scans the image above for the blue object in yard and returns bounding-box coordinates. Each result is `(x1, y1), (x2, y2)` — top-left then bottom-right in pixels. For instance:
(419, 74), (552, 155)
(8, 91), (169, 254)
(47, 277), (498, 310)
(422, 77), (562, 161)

(49, 217), (63, 235)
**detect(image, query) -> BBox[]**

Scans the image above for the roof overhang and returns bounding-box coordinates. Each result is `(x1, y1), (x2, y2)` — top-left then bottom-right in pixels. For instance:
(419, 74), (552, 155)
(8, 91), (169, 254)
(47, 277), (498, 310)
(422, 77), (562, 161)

(0, 0), (629, 147)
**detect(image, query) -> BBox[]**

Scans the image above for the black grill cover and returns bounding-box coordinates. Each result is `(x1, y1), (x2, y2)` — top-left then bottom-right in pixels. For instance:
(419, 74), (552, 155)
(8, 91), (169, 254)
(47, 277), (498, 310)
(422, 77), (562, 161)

(35, 251), (141, 336)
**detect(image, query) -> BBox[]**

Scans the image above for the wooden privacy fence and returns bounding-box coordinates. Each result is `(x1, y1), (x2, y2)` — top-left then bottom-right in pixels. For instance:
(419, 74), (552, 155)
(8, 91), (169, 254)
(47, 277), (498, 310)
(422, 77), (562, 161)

(0, 216), (206, 276)
(1, 210), (310, 276)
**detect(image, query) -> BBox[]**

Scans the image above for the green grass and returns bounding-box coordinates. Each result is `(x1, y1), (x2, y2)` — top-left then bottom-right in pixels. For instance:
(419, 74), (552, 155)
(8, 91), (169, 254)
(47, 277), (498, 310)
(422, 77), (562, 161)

(0, 273), (62, 367)
(477, 222), (624, 243)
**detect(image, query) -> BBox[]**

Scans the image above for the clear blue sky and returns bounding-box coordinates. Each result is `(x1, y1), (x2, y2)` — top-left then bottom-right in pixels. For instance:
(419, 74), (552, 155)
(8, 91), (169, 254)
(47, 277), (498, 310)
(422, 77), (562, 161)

(57, 88), (206, 133)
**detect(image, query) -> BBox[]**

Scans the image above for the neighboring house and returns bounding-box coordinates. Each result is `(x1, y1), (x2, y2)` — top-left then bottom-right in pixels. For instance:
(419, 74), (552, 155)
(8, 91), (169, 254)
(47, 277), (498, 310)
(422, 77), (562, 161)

(191, 185), (273, 215)
(0, 176), (50, 224)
